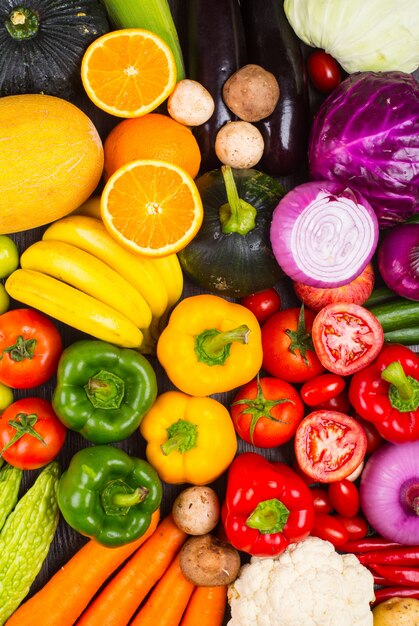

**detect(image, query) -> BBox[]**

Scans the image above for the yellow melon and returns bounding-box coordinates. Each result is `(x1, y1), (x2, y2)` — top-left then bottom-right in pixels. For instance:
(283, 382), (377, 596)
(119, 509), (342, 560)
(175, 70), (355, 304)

(0, 94), (104, 234)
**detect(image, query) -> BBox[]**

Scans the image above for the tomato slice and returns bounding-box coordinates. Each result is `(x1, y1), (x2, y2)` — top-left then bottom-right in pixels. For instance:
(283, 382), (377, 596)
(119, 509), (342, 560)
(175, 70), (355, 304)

(294, 410), (367, 483)
(312, 303), (384, 376)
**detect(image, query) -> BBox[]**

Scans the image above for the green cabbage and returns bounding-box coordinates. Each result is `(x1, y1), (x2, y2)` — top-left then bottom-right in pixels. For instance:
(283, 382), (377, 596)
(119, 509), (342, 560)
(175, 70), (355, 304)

(284, 0), (419, 73)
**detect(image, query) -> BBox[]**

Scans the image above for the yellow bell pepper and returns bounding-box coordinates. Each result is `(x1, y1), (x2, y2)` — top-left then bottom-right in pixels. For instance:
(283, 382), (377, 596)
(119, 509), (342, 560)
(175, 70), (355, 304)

(157, 294), (263, 396)
(139, 390), (237, 485)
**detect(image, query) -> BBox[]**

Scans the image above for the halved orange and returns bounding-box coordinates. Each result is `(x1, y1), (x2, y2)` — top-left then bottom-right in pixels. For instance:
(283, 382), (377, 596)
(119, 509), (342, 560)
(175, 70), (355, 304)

(81, 29), (177, 118)
(101, 160), (204, 257)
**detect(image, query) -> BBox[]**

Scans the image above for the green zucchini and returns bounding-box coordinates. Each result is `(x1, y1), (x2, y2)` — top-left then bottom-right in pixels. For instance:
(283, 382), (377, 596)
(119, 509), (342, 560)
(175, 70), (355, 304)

(364, 286), (398, 308)
(0, 462), (60, 624)
(368, 298), (419, 333)
(384, 327), (419, 346)
(0, 463), (22, 532)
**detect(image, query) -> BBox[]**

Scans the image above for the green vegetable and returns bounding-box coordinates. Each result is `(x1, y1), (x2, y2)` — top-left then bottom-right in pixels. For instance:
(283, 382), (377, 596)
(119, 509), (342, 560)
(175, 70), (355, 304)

(384, 327), (419, 346)
(100, 0), (185, 79)
(0, 462), (60, 625)
(364, 286), (398, 309)
(368, 299), (419, 333)
(0, 463), (22, 531)
(57, 445), (162, 547)
(52, 339), (157, 444)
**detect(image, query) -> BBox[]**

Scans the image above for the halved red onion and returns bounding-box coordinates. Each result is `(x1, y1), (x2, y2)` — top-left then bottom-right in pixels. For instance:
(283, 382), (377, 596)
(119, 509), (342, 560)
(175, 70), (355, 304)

(270, 181), (379, 288)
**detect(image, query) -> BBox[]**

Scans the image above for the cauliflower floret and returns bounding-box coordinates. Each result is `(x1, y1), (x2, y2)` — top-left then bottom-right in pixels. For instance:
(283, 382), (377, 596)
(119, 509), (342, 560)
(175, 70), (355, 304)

(227, 536), (375, 626)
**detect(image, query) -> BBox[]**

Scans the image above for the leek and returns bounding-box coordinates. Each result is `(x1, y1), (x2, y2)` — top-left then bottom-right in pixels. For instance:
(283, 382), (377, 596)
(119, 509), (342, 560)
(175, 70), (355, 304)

(101, 0), (185, 80)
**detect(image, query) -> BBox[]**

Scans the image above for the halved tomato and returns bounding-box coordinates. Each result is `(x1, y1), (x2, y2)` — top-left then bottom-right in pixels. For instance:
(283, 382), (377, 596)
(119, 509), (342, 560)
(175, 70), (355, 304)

(311, 303), (384, 376)
(294, 410), (367, 483)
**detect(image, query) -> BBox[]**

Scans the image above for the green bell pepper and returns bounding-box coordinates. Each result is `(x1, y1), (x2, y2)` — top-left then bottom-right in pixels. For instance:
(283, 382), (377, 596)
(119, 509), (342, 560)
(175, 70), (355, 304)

(52, 339), (158, 444)
(57, 445), (162, 547)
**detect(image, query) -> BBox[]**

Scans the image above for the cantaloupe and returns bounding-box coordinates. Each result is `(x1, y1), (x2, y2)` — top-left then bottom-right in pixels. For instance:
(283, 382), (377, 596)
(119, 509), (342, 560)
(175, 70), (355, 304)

(0, 94), (104, 234)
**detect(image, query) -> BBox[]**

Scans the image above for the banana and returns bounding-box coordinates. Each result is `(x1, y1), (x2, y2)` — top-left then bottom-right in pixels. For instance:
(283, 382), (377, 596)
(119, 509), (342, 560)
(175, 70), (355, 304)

(5, 269), (144, 349)
(43, 215), (169, 318)
(20, 240), (152, 330)
(151, 254), (184, 308)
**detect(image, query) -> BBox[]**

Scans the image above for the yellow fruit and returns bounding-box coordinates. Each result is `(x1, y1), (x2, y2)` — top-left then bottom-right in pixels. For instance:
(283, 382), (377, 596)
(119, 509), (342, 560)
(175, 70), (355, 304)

(104, 114), (201, 180)
(0, 94), (103, 234)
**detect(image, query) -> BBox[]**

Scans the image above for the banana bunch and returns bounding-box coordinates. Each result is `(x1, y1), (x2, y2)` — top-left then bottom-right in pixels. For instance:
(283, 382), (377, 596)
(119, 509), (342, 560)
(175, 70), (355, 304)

(5, 204), (183, 351)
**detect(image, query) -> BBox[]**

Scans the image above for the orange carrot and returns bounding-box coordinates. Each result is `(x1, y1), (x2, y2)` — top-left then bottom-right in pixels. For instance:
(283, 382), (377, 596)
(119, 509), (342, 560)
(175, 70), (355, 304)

(76, 514), (188, 626)
(5, 509), (160, 626)
(130, 553), (195, 626)
(180, 586), (228, 626)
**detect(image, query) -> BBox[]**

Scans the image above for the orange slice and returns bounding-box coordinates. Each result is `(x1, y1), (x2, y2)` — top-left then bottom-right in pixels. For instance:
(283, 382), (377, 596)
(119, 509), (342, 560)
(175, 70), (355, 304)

(81, 29), (177, 118)
(101, 160), (204, 257)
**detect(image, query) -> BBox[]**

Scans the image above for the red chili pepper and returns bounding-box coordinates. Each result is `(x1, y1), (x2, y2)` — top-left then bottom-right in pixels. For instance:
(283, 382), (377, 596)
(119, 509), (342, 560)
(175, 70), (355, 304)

(368, 571), (396, 587)
(340, 537), (402, 553)
(370, 563), (419, 587)
(372, 586), (419, 607)
(221, 452), (315, 558)
(349, 344), (419, 444)
(358, 546), (419, 566)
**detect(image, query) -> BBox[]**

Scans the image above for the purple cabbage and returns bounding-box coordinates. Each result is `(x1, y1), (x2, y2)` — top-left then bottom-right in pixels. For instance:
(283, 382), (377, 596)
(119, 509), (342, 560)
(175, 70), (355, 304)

(309, 71), (419, 229)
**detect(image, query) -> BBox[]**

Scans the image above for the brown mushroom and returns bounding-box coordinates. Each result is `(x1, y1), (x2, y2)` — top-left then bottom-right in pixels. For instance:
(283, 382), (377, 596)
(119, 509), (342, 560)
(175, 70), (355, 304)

(179, 534), (241, 586)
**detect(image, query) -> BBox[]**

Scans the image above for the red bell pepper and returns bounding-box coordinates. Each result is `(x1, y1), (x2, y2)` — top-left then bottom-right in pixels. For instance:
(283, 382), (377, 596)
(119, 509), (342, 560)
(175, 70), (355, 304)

(349, 344), (419, 443)
(221, 452), (315, 557)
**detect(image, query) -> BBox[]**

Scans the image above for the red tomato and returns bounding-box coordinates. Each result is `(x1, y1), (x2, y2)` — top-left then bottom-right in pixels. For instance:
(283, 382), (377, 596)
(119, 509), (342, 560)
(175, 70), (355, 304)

(313, 389), (351, 414)
(328, 479), (360, 517)
(261, 307), (325, 383)
(230, 376), (304, 448)
(334, 515), (369, 541)
(240, 288), (281, 324)
(300, 373), (345, 407)
(0, 308), (63, 389)
(0, 397), (67, 469)
(311, 303), (384, 376)
(307, 50), (342, 94)
(294, 410), (368, 483)
(310, 487), (333, 515)
(353, 413), (385, 455)
(311, 513), (349, 547)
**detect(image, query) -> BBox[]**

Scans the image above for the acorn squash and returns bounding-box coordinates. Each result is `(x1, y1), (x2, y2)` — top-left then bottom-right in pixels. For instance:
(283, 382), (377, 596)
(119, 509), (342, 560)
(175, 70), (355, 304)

(178, 167), (285, 298)
(0, 0), (109, 100)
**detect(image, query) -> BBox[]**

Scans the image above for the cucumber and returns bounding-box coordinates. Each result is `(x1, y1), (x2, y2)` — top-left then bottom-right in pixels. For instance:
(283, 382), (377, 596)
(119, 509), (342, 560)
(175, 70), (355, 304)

(364, 286), (398, 308)
(384, 327), (419, 346)
(0, 464), (22, 532)
(368, 298), (419, 332)
(0, 462), (60, 624)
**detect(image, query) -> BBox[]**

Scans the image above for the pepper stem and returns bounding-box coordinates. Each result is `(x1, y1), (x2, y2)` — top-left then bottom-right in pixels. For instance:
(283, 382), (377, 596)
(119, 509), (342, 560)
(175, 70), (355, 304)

(112, 487), (149, 507)
(161, 419), (198, 455)
(101, 480), (149, 516)
(194, 325), (250, 366)
(219, 166), (257, 235)
(0, 412), (46, 457)
(246, 498), (290, 534)
(85, 370), (125, 410)
(381, 361), (419, 412)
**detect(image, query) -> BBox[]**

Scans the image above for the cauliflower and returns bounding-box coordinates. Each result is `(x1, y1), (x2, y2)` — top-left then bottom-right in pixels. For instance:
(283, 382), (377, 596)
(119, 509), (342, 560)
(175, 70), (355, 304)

(227, 536), (375, 626)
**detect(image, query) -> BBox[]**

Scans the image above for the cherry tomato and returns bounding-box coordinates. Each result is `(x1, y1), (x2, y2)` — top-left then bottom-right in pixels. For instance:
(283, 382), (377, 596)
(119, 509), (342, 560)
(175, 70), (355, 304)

(311, 513), (349, 547)
(0, 235), (19, 279)
(294, 410), (368, 483)
(300, 373), (345, 407)
(230, 376), (304, 448)
(240, 288), (281, 324)
(0, 397), (67, 469)
(307, 50), (342, 94)
(313, 389), (351, 414)
(353, 413), (385, 455)
(0, 308), (63, 389)
(334, 515), (369, 541)
(328, 479), (360, 517)
(310, 487), (333, 515)
(311, 303), (384, 376)
(261, 307), (325, 383)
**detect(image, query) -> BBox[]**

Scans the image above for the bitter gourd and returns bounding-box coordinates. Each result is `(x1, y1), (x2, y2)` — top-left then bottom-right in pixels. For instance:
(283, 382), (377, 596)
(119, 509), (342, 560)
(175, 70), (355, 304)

(0, 463), (22, 531)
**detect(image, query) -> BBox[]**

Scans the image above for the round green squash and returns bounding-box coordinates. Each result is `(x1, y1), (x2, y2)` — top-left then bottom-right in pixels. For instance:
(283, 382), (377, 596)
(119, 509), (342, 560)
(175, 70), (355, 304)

(178, 167), (285, 298)
(0, 0), (109, 100)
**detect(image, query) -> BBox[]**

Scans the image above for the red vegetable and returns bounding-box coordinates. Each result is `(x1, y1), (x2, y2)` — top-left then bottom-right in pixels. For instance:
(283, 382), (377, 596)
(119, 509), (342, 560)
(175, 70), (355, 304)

(312, 303), (384, 376)
(357, 546), (419, 566)
(222, 452), (315, 557)
(310, 487), (332, 515)
(353, 414), (384, 455)
(230, 376), (304, 448)
(240, 288), (281, 324)
(372, 586), (419, 607)
(300, 373), (345, 407)
(369, 564), (419, 588)
(340, 537), (402, 554)
(314, 389), (351, 414)
(0, 308), (63, 389)
(349, 343), (419, 444)
(307, 50), (341, 94)
(328, 479), (360, 518)
(261, 306), (325, 383)
(334, 515), (368, 541)
(311, 513), (349, 547)
(294, 410), (367, 483)
(0, 397), (67, 469)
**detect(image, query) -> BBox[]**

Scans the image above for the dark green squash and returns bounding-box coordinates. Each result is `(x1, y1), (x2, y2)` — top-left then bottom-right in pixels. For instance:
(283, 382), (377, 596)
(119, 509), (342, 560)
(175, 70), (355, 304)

(0, 0), (109, 100)
(178, 167), (285, 298)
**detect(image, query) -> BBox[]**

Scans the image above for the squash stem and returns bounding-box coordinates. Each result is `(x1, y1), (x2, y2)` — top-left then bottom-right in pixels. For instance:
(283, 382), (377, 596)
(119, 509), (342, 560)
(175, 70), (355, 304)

(219, 166), (257, 235)
(6, 7), (39, 39)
